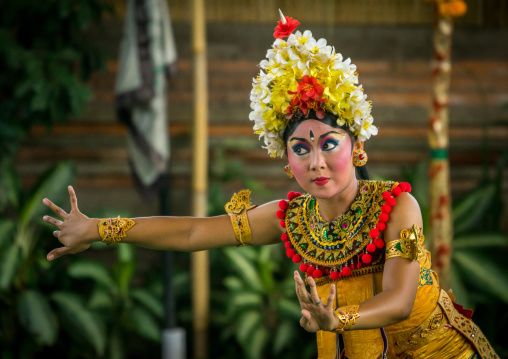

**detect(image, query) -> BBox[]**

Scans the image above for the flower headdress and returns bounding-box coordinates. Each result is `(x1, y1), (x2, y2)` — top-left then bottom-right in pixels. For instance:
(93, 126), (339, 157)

(250, 10), (378, 158)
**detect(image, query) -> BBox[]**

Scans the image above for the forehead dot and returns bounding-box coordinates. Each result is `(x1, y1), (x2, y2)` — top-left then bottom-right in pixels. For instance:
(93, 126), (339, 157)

(310, 130), (315, 140)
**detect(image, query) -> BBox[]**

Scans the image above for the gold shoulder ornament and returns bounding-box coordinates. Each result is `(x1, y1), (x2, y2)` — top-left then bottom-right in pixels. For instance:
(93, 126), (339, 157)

(385, 225), (425, 262)
(224, 190), (256, 246)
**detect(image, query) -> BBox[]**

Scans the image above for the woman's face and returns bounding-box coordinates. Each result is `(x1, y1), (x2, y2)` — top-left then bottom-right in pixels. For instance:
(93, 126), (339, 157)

(287, 119), (358, 199)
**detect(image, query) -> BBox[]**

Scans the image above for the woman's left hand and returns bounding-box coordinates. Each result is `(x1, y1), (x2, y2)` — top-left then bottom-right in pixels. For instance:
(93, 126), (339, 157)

(294, 271), (338, 332)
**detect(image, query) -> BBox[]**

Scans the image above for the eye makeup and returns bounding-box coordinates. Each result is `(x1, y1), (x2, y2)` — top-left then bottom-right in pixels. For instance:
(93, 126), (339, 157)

(289, 139), (310, 155)
(319, 133), (344, 150)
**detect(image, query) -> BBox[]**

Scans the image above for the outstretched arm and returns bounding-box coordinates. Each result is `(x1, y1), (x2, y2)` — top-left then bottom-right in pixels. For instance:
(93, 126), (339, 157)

(43, 186), (283, 260)
(295, 192), (422, 332)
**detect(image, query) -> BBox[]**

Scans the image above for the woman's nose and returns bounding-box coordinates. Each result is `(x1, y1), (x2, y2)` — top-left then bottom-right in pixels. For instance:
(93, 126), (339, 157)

(310, 151), (326, 170)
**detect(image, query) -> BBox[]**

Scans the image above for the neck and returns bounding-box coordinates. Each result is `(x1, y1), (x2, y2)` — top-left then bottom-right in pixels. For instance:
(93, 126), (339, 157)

(316, 178), (360, 222)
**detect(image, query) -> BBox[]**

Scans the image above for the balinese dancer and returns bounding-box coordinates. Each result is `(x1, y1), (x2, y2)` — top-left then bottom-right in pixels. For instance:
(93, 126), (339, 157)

(43, 11), (497, 359)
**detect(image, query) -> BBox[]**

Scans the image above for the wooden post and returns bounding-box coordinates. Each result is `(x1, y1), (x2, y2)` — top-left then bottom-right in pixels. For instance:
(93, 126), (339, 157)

(191, 0), (209, 357)
(428, 12), (454, 290)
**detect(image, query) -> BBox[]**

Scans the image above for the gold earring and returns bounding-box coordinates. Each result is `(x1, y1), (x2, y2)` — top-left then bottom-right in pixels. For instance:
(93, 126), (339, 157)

(285, 164), (294, 178)
(352, 149), (368, 167)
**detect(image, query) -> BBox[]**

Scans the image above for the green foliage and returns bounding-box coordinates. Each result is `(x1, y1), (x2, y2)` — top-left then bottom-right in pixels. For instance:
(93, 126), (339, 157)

(218, 246), (316, 359)
(0, 0), (111, 156)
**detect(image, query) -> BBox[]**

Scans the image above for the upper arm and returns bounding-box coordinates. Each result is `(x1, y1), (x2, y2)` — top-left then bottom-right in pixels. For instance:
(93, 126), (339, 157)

(381, 192), (423, 315)
(188, 200), (283, 251)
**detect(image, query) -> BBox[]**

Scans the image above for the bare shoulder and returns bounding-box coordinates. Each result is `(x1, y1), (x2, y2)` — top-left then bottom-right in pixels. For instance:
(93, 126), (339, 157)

(384, 192), (423, 241)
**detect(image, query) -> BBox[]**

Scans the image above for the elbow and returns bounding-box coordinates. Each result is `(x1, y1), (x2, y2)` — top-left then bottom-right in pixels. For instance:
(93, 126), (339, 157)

(392, 302), (414, 323)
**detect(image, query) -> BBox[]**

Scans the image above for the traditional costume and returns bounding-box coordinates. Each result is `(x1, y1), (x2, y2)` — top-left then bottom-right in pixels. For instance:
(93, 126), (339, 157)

(224, 11), (498, 359)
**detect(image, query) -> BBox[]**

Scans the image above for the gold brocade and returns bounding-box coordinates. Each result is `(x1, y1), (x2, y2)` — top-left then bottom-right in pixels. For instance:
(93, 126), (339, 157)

(98, 216), (135, 245)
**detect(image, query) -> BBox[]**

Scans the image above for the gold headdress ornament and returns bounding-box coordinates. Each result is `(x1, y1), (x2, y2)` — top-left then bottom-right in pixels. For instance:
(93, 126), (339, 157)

(250, 10), (378, 158)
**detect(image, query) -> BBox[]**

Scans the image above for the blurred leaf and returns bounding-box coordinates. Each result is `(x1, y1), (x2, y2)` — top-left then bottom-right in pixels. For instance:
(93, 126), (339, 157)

(454, 234), (508, 250)
(246, 326), (269, 359)
(17, 290), (58, 345)
(88, 287), (113, 311)
(222, 247), (263, 292)
(0, 219), (15, 249)
(113, 261), (135, 296)
(129, 306), (161, 342)
(68, 260), (116, 289)
(0, 243), (21, 290)
(450, 265), (471, 309)
(131, 288), (164, 319)
(229, 292), (263, 312)
(0, 159), (21, 210)
(273, 320), (296, 354)
(223, 276), (244, 292)
(19, 161), (75, 226)
(236, 310), (262, 344)
(453, 251), (508, 303)
(276, 298), (302, 320)
(453, 184), (495, 235)
(117, 243), (135, 262)
(109, 329), (124, 359)
(51, 291), (106, 356)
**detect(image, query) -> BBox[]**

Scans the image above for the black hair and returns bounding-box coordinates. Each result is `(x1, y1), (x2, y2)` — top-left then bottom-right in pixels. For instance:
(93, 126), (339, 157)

(282, 110), (370, 180)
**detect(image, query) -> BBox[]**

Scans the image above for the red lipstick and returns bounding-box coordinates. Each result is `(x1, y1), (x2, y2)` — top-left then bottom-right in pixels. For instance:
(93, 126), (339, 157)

(313, 177), (329, 186)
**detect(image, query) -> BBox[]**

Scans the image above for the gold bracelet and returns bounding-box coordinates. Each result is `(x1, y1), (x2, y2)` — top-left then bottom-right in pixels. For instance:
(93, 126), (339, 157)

(224, 190), (256, 246)
(333, 305), (360, 332)
(98, 216), (135, 245)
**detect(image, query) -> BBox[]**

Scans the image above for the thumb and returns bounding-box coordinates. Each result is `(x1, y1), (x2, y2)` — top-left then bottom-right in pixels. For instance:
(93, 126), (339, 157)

(47, 247), (72, 261)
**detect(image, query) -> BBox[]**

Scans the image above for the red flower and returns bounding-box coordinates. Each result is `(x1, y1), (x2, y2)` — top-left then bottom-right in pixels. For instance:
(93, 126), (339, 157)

(273, 16), (300, 39)
(287, 75), (326, 117)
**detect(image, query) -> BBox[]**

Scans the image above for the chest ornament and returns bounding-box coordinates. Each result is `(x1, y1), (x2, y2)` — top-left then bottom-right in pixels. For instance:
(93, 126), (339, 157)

(277, 181), (412, 284)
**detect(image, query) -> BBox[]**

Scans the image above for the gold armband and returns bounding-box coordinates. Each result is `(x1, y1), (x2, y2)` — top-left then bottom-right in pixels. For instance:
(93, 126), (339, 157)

(333, 305), (360, 332)
(224, 190), (256, 247)
(98, 216), (135, 245)
(385, 225), (424, 261)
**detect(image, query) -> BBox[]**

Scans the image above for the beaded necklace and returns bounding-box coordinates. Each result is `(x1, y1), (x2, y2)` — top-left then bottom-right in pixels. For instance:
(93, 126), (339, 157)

(276, 181), (412, 284)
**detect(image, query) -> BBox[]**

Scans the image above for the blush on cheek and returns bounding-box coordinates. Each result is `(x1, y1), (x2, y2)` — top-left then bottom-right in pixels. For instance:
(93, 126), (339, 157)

(288, 156), (306, 180)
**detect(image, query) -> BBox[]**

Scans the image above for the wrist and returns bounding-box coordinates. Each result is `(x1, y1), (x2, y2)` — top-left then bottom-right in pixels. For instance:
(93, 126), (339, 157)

(87, 218), (101, 244)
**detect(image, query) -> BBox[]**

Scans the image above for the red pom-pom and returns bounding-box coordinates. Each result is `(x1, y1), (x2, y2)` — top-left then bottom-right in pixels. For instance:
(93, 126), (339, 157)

(285, 241), (292, 249)
(369, 228), (380, 239)
(362, 253), (372, 264)
(292, 254), (302, 263)
(300, 263), (308, 272)
(379, 213), (389, 223)
(387, 197), (396, 206)
(405, 183), (411, 193)
(376, 222), (386, 231)
(276, 210), (286, 219)
(287, 191), (301, 201)
(357, 261), (362, 269)
(330, 271), (339, 280)
(280, 220), (286, 228)
(374, 238), (385, 249)
(278, 200), (289, 211)
(382, 191), (392, 200)
(341, 267), (352, 276)
(392, 187), (402, 197)
(367, 243), (376, 253)
(281, 233), (289, 242)
(307, 266), (315, 276)
(323, 267), (330, 275)
(286, 249), (295, 258)
(313, 269), (323, 278)
(381, 204), (392, 214)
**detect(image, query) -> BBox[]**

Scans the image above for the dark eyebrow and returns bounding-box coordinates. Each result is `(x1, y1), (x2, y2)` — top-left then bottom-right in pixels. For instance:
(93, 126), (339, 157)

(289, 137), (310, 145)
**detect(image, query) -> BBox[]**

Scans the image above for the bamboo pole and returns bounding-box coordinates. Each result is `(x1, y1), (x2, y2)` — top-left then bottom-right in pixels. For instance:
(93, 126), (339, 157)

(428, 11), (454, 290)
(191, 0), (209, 357)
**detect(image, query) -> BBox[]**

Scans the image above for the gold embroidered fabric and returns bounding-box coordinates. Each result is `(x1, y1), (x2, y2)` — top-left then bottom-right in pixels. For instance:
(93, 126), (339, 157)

(98, 216), (135, 245)
(224, 190), (256, 246)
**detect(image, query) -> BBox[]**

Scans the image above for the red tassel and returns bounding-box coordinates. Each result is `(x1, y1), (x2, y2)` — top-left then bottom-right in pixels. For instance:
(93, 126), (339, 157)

(281, 233), (289, 242)
(392, 187), (402, 197)
(379, 213), (389, 223)
(367, 243), (376, 253)
(330, 271), (339, 280)
(382, 191), (392, 200)
(300, 263), (308, 272)
(278, 200), (289, 211)
(362, 254), (372, 264)
(341, 267), (352, 276)
(285, 241), (292, 249)
(292, 254), (302, 263)
(387, 197), (396, 206)
(280, 220), (286, 228)
(286, 249), (295, 258)
(381, 204), (392, 214)
(276, 210), (286, 219)
(287, 191), (295, 200)
(376, 222), (386, 231)
(405, 183), (412, 192)
(369, 228), (380, 239)
(306, 266), (315, 276)
(313, 269), (323, 278)
(398, 182), (407, 192)
(374, 238), (385, 249)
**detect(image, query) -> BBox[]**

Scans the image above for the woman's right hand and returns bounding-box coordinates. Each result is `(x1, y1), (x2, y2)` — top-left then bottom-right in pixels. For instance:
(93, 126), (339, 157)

(43, 186), (99, 261)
